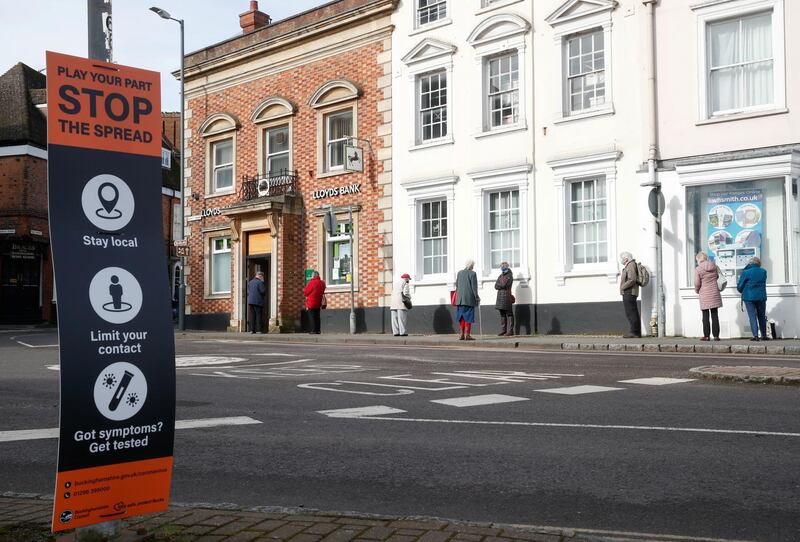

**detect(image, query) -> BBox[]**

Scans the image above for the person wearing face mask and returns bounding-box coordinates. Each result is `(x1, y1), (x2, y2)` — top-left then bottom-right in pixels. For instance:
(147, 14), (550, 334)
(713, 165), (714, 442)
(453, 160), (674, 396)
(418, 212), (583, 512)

(494, 261), (514, 336)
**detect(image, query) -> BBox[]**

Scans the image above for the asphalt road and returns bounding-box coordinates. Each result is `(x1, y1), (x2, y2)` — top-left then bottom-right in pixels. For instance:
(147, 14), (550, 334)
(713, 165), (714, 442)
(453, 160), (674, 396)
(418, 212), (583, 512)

(1, 329), (799, 541)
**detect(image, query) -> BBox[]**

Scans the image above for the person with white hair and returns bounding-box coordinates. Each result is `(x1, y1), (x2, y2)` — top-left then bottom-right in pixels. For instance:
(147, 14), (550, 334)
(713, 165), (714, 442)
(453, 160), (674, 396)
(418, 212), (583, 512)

(619, 252), (641, 338)
(454, 259), (480, 340)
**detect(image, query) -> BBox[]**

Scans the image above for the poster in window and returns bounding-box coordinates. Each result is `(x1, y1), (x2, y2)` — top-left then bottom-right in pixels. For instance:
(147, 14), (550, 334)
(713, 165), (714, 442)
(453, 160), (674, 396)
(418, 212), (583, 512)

(705, 190), (763, 259)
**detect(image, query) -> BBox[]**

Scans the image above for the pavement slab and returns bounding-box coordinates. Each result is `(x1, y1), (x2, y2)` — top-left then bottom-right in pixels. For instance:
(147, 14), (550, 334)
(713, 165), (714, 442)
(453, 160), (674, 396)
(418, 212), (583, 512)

(0, 496), (595, 542)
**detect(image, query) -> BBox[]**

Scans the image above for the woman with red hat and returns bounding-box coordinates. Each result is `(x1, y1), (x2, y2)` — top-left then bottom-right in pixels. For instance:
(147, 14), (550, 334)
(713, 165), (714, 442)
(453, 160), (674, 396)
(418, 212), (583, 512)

(390, 273), (412, 336)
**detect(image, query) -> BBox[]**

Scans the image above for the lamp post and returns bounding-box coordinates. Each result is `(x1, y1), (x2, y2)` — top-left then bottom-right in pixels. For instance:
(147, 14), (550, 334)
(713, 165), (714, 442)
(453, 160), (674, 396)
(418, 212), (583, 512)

(150, 6), (187, 331)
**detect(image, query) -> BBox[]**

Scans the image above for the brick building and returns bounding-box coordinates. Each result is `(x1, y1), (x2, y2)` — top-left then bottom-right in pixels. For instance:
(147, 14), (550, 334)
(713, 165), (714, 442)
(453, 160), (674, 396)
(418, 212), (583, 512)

(0, 63), (53, 323)
(0, 62), (182, 324)
(181, 0), (395, 332)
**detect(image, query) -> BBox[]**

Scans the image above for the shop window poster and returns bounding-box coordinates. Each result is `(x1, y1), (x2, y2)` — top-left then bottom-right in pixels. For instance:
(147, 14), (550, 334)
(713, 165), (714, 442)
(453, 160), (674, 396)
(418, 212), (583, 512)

(706, 189), (763, 259)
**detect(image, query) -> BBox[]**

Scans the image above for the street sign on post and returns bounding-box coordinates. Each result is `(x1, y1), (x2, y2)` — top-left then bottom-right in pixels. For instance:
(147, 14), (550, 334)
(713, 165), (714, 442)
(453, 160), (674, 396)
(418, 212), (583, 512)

(324, 208), (336, 236)
(46, 51), (176, 533)
(648, 187), (665, 218)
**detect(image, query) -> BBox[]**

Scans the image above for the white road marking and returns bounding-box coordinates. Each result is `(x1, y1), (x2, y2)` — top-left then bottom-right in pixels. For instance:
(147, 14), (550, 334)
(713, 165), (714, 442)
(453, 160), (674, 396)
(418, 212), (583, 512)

(435, 371), (584, 382)
(46, 365), (60, 371)
(175, 356), (247, 367)
(298, 382), (414, 396)
(378, 375), (496, 387)
(330, 415), (800, 438)
(14, 340), (58, 348)
(619, 377), (696, 386)
(253, 353), (300, 357)
(174, 416), (262, 430)
(0, 416), (262, 443)
(182, 359), (317, 370)
(431, 394), (530, 407)
(317, 406), (407, 418)
(535, 385), (625, 395)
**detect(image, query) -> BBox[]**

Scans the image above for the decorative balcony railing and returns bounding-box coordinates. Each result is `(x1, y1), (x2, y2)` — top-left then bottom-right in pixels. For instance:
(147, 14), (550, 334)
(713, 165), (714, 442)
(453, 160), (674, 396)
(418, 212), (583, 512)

(240, 169), (298, 201)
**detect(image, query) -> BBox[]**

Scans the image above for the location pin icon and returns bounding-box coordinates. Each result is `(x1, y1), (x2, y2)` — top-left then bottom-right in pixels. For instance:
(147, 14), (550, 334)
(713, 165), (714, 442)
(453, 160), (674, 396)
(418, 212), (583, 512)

(98, 182), (119, 215)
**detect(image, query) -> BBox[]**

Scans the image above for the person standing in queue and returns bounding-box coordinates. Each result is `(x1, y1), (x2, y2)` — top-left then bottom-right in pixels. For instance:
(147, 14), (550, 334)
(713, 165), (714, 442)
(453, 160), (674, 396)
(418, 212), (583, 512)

(455, 259), (480, 341)
(693, 252), (722, 341)
(619, 251), (642, 338)
(390, 273), (411, 336)
(494, 261), (514, 336)
(737, 256), (768, 341)
(304, 270), (326, 335)
(247, 270), (266, 334)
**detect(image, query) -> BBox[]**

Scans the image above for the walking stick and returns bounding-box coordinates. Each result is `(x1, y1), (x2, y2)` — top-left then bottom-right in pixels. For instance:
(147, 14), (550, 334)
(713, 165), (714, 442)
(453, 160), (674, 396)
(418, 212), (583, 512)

(477, 300), (483, 338)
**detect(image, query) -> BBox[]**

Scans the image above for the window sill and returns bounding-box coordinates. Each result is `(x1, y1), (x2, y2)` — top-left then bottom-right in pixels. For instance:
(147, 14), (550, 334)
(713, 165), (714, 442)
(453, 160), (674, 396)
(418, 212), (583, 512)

(474, 123), (528, 139)
(325, 284), (360, 294)
(412, 276), (453, 289)
(410, 136), (455, 152)
(553, 106), (615, 125)
(555, 267), (618, 286)
(480, 269), (531, 284)
(696, 107), (788, 126)
(476, 0), (524, 15)
(679, 284), (797, 298)
(204, 190), (236, 200)
(316, 169), (354, 180)
(409, 18), (453, 37)
(205, 293), (231, 300)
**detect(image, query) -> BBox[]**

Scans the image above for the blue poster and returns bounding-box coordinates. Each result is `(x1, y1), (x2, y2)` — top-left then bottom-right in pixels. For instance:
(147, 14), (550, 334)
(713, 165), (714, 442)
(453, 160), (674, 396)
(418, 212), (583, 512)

(705, 189), (763, 259)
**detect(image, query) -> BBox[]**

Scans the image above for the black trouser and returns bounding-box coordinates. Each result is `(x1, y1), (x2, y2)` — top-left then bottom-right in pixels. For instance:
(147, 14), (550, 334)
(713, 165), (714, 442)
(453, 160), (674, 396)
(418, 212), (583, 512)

(701, 308), (720, 339)
(308, 308), (321, 334)
(248, 304), (263, 333)
(622, 294), (641, 336)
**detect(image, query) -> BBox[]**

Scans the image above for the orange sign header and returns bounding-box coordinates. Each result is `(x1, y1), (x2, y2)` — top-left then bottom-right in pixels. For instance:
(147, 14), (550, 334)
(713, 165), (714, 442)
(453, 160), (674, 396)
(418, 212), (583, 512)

(46, 51), (161, 157)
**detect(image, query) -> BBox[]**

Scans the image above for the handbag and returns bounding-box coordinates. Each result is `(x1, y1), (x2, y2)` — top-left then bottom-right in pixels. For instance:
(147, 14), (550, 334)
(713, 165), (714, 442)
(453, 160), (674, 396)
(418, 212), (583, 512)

(450, 290), (457, 306)
(511, 294), (516, 304)
(715, 265), (727, 292)
(320, 294), (327, 310)
(402, 293), (412, 310)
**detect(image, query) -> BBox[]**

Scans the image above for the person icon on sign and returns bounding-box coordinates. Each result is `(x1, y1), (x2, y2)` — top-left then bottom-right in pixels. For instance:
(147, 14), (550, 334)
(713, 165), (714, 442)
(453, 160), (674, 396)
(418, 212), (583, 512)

(109, 275), (123, 309)
(102, 275), (132, 313)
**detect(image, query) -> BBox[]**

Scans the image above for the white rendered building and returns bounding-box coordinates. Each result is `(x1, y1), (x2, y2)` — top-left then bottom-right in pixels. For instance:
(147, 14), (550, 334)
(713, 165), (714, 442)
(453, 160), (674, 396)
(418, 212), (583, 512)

(652, 0), (800, 338)
(392, 0), (536, 334)
(392, 0), (799, 337)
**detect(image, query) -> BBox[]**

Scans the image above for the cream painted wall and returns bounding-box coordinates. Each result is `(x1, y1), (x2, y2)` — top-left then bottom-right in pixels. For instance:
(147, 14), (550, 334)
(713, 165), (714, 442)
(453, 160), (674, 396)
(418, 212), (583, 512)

(531, 0), (651, 307)
(655, 0), (799, 161)
(392, 0), (536, 308)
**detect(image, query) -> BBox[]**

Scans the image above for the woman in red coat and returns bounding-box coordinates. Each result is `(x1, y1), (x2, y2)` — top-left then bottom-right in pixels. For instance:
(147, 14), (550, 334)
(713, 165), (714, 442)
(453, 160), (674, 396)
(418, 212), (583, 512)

(303, 271), (326, 334)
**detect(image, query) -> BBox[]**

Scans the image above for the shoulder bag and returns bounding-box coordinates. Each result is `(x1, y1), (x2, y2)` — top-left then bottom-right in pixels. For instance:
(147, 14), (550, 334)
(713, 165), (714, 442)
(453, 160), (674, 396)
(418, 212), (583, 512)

(715, 265), (727, 292)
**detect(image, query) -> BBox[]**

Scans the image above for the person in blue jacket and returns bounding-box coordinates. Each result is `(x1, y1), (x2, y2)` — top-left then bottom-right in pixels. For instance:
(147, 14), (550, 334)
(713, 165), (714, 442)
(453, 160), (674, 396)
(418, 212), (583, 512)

(736, 257), (768, 341)
(247, 271), (267, 334)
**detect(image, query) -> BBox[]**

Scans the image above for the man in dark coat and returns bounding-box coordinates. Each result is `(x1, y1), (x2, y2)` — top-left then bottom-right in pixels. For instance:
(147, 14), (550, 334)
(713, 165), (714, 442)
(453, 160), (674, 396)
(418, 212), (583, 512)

(247, 271), (266, 334)
(494, 262), (514, 336)
(455, 259), (480, 341)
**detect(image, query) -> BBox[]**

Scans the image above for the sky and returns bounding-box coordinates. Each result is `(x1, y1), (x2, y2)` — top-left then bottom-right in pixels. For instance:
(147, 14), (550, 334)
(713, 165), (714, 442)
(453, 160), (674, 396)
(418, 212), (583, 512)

(0, 0), (329, 111)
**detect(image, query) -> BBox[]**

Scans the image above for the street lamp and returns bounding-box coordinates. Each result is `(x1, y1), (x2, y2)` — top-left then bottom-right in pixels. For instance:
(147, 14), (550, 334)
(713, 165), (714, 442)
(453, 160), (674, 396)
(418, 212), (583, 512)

(150, 6), (187, 331)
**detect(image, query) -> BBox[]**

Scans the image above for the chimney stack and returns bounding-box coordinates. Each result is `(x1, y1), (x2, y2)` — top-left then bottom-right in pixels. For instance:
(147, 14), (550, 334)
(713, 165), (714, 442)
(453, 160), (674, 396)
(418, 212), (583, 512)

(239, 1), (270, 34)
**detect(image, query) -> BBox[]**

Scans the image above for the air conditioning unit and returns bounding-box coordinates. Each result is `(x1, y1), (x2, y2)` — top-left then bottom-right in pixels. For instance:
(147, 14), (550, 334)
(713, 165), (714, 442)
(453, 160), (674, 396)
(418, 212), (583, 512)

(257, 178), (270, 197)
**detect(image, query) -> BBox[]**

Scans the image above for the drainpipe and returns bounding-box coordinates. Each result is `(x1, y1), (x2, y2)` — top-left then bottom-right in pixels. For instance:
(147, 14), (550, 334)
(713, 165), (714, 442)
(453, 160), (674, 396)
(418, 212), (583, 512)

(641, 0), (664, 337)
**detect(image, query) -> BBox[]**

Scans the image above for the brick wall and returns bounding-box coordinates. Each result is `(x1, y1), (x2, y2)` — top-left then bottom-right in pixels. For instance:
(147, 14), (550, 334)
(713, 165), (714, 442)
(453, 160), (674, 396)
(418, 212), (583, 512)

(0, 154), (54, 321)
(184, 36), (392, 326)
